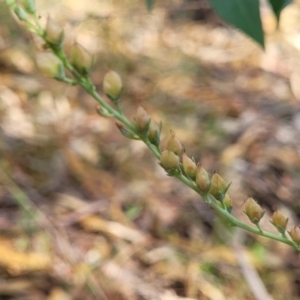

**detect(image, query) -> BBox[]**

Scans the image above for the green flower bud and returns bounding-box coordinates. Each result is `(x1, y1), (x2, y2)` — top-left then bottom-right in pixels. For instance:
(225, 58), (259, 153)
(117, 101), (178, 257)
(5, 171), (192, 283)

(160, 150), (179, 170)
(96, 106), (113, 118)
(289, 226), (300, 244)
(195, 165), (210, 192)
(115, 122), (139, 140)
(244, 198), (265, 224)
(14, 6), (28, 21)
(182, 153), (197, 179)
(271, 210), (288, 233)
(103, 70), (123, 103)
(135, 105), (151, 132)
(223, 193), (233, 213)
(148, 120), (160, 146)
(22, 0), (36, 14)
(45, 17), (64, 47)
(209, 172), (227, 200)
(165, 130), (184, 156)
(36, 52), (64, 78)
(71, 43), (92, 75)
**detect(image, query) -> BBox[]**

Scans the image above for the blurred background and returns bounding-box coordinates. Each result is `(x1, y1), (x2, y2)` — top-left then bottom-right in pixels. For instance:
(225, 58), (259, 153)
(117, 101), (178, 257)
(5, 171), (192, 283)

(0, 0), (300, 299)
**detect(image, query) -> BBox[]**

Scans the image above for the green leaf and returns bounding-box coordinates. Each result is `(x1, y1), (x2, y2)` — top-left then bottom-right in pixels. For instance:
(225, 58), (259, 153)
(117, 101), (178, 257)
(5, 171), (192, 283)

(146, 0), (154, 11)
(207, 0), (264, 48)
(267, 0), (292, 23)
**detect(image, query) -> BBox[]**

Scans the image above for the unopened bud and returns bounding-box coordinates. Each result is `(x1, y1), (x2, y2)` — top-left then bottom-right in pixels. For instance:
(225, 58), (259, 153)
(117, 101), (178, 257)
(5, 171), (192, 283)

(209, 172), (227, 201)
(103, 70), (123, 102)
(22, 0), (36, 14)
(165, 130), (184, 156)
(289, 226), (300, 244)
(36, 52), (64, 78)
(96, 106), (113, 118)
(45, 17), (64, 47)
(14, 6), (28, 21)
(223, 194), (233, 213)
(160, 150), (179, 170)
(182, 153), (197, 179)
(115, 122), (138, 140)
(244, 198), (265, 224)
(148, 120), (160, 146)
(71, 43), (92, 75)
(135, 105), (151, 132)
(271, 210), (288, 233)
(195, 165), (210, 192)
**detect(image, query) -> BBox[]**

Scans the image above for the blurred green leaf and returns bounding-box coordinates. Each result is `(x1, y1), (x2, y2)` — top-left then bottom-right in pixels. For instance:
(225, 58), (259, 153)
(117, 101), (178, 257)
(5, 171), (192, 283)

(207, 0), (264, 48)
(267, 0), (292, 23)
(145, 0), (154, 11)
(125, 205), (142, 220)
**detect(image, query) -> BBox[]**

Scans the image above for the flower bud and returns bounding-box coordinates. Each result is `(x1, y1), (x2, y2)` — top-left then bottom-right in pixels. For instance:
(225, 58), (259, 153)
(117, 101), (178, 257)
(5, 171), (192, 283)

(148, 120), (160, 146)
(160, 150), (179, 170)
(14, 6), (28, 21)
(22, 0), (36, 14)
(182, 153), (197, 179)
(195, 165), (210, 192)
(244, 197), (265, 224)
(36, 52), (64, 78)
(96, 106), (113, 118)
(71, 43), (92, 75)
(223, 193), (233, 213)
(115, 122), (138, 140)
(45, 17), (64, 47)
(165, 130), (184, 156)
(135, 105), (151, 132)
(209, 172), (227, 201)
(271, 210), (288, 233)
(103, 70), (123, 102)
(289, 226), (300, 244)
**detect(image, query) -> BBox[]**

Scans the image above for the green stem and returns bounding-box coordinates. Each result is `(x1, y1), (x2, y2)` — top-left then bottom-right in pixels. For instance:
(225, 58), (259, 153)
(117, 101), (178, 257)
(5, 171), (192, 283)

(51, 44), (300, 251)
(56, 77), (77, 85)
(83, 79), (161, 159)
(206, 194), (299, 250)
(14, 12), (300, 251)
(171, 172), (299, 250)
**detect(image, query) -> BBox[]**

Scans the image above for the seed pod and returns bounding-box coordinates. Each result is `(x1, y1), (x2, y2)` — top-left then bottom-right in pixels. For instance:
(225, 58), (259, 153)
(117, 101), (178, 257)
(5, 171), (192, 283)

(135, 105), (151, 132)
(271, 210), (288, 233)
(45, 17), (64, 47)
(209, 172), (227, 201)
(103, 70), (123, 103)
(244, 197), (265, 224)
(71, 43), (92, 75)
(195, 165), (210, 192)
(182, 153), (197, 179)
(289, 226), (300, 244)
(36, 52), (64, 78)
(160, 150), (179, 170)
(165, 130), (184, 156)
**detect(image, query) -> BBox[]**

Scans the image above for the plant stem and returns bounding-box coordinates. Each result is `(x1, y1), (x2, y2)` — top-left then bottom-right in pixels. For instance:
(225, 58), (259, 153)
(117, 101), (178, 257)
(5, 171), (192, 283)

(172, 172), (299, 250)
(11, 8), (299, 251)
(51, 44), (300, 251)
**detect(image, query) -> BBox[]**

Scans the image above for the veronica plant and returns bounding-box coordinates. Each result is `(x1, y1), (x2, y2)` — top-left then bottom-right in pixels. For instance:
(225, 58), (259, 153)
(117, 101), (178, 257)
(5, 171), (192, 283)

(6, 0), (300, 251)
